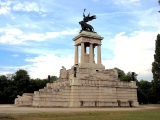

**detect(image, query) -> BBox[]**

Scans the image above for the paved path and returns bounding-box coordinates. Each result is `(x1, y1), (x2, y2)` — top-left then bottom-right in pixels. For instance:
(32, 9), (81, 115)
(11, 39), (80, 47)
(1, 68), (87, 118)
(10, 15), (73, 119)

(0, 104), (159, 114)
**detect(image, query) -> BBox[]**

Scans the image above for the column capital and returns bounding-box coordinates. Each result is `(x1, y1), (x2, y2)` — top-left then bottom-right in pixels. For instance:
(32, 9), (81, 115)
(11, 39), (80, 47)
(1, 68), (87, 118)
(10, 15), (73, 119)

(97, 43), (102, 45)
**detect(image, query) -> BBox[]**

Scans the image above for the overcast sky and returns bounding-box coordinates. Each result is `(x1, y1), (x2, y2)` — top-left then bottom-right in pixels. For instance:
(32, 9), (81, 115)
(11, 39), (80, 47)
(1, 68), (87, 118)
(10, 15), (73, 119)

(0, 0), (160, 81)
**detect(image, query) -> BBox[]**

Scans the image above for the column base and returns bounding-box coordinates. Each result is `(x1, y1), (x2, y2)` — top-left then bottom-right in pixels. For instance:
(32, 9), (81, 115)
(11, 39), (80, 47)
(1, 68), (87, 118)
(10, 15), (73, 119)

(78, 63), (105, 69)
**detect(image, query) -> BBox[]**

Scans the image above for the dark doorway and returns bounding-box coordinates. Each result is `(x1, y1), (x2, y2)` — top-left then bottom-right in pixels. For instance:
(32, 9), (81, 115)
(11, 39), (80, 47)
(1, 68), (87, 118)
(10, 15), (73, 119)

(80, 101), (83, 107)
(129, 101), (133, 107)
(117, 100), (121, 107)
(95, 101), (97, 107)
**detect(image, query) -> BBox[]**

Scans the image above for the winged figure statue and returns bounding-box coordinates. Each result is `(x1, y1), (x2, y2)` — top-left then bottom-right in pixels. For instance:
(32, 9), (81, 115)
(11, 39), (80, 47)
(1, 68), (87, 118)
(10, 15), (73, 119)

(79, 9), (96, 32)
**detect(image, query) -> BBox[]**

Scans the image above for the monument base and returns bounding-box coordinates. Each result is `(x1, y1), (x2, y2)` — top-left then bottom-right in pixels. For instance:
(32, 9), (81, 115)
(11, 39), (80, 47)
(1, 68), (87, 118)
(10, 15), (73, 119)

(14, 31), (139, 107)
(14, 65), (139, 107)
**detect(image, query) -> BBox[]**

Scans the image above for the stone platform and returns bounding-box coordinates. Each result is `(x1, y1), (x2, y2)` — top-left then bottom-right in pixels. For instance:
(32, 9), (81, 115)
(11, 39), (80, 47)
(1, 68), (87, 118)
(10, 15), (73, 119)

(15, 68), (138, 107)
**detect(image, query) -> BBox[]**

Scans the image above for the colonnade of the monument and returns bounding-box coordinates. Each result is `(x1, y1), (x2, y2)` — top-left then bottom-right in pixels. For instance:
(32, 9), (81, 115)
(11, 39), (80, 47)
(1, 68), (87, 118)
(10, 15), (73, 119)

(74, 42), (101, 65)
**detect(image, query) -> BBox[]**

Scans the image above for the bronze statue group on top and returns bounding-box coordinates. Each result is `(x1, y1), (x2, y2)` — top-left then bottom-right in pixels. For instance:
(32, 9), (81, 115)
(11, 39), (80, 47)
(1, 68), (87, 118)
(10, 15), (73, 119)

(79, 9), (96, 33)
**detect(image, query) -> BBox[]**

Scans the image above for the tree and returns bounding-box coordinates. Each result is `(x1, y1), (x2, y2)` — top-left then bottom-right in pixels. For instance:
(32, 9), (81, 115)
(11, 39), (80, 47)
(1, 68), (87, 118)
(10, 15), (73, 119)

(137, 80), (154, 104)
(13, 69), (30, 93)
(0, 75), (15, 103)
(0, 69), (58, 104)
(50, 76), (58, 83)
(152, 34), (160, 103)
(0, 75), (8, 91)
(115, 68), (136, 81)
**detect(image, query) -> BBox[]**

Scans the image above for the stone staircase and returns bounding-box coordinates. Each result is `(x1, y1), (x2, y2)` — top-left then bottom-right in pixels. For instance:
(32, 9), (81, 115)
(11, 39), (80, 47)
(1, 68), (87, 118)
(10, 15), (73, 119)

(32, 79), (71, 107)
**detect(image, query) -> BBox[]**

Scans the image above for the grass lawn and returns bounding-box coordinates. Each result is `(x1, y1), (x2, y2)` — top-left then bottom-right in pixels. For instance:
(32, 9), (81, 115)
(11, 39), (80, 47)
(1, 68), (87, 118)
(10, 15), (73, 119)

(1, 108), (160, 120)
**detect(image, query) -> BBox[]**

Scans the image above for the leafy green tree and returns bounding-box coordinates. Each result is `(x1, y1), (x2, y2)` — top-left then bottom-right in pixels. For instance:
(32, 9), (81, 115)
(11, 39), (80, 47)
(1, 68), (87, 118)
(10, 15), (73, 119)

(148, 80), (157, 103)
(152, 34), (160, 103)
(27, 78), (46, 93)
(123, 72), (132, 81)
(0, 75), (15, 103)
(137, 80), (153, 104)
(0, 75), (8, 91)
(115, 68), (136, 81)
(0, 75), (8, 103)
(13, 69), (30, 94)
(0, 69), (58, 104)
(50, 76), (58, 83)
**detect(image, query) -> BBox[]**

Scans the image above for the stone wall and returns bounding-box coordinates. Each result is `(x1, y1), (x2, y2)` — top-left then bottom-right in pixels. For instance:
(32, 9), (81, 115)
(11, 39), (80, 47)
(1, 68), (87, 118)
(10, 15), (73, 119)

(14, 66), (138, 107)
(14, 93), (33, 106)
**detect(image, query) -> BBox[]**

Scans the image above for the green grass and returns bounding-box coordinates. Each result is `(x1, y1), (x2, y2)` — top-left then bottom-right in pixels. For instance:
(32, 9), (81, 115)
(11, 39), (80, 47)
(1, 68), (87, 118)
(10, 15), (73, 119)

(1, 109), (160, 120)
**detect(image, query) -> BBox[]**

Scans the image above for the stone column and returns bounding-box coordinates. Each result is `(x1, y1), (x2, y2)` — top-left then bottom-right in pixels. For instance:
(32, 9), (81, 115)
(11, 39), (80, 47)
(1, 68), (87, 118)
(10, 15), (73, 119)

(89, 43), (93, 63)
(74, 45), (78, 64)
(97, 44), (101, 64)
(81, 42), (84, 63)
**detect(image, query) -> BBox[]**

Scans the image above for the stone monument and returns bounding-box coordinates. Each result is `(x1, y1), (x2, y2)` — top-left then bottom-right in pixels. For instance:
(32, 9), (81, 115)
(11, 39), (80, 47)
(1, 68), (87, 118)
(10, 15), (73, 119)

(15, 10), (139, 107)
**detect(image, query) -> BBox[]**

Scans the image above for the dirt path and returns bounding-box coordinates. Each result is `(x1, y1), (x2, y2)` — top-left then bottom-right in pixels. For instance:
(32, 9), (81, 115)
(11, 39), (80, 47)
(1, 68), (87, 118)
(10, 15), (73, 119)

(0, 104), (159, 114)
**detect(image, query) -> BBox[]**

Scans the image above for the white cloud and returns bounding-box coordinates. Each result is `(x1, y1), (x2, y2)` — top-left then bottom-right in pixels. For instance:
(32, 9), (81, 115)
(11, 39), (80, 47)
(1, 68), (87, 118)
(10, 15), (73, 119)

(0, 5), (10, 14)
(130, 0), (139, 2)
(11, 54), (19, 57)
(5, 28), (23, 35)
(0, 28), (78, 44)
(103, 30), (159, 81)
(25, 54), (74, 79)
(0, 65), (27, 72)
(0, 71), (11, 76)
(45, 32), (60, 39)
(61, 29), (79, 35)
(114, 0), (140, 5)
(0, 28), (23, 44)
(20, 33), (44, 41)
(13, 2), (39, 12)
(137, 8), (160, 29)
(0, 35), (22, 44)
(44, 29), (79, 39)
(0, 1), (11, 14)
(12, 2), (47, 13)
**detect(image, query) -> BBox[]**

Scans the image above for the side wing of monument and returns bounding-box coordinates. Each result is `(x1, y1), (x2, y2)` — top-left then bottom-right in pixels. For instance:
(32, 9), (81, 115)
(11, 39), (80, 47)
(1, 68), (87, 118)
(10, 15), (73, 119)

(14, 31), (139, 107)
